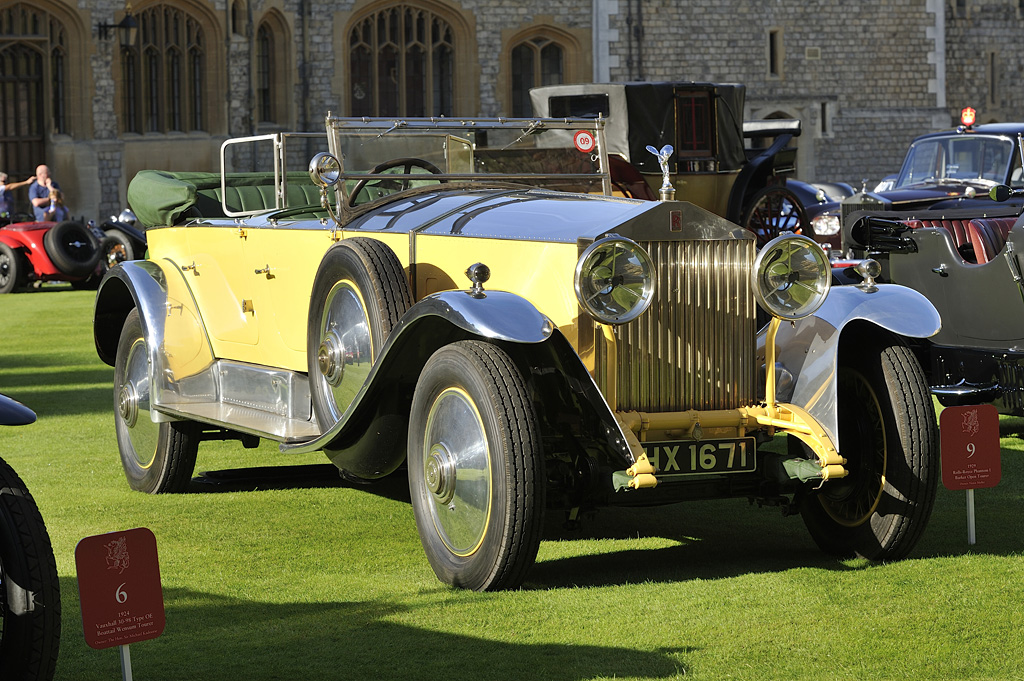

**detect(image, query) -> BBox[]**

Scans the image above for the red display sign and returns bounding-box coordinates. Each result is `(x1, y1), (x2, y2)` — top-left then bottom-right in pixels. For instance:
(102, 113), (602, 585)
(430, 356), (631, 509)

(573, 130), (596, 153)
(75, 527), (166, 650)
(940, 404), (1001, 491)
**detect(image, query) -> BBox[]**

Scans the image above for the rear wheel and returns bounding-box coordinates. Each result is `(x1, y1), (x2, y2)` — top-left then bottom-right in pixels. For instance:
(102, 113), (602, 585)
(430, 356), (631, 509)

(0, 456), (61, 680)
(0, 243), (25, 294)
(408, 341), (544, 591)
(100, 229), (134, 270)
(742, 185), (812, 247)
(114, 309), (200, 493)
(307, 238), (411, 430)
(801, 339), (938, 561)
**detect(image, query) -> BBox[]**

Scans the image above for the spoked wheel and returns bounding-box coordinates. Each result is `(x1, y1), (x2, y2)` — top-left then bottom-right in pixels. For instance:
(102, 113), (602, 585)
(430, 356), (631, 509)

(408, 341), (544, 591)
(307, 238), (412, 430)
(0, 457), (61, 680)
(801, 338), (938, 561)
(0, 242), (25, 294)
(114, 309), (200, 493)
(100, 229), (135, 270)
(348, 158), (445, 206)
(741, 185), (812, 247)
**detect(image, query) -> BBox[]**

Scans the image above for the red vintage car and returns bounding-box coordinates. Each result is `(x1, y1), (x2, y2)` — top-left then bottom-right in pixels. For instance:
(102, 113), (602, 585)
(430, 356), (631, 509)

(0, 218), (104, 293)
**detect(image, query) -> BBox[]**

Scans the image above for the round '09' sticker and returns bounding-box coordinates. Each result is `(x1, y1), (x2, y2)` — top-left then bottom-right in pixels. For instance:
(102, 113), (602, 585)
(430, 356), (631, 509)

(573, 130), (596, 153)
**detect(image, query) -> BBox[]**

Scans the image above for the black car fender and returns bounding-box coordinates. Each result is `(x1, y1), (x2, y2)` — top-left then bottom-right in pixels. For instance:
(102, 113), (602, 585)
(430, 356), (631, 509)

(761, 284), (941, 449)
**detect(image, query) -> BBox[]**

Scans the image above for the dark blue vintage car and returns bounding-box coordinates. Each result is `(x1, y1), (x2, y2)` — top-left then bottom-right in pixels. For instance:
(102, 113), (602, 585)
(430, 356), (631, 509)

(810, 110), (1024, 252)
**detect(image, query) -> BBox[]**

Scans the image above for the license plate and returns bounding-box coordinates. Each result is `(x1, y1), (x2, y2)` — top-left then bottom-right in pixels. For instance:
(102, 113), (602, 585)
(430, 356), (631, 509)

(641, 438), (756, 476)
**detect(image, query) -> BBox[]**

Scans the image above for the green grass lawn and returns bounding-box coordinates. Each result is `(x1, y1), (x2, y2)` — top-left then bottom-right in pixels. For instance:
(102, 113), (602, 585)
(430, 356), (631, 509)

(1, 288), (1023, 680)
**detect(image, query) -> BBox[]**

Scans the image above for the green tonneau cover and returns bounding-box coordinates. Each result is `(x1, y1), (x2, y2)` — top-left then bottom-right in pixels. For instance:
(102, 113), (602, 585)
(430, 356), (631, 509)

(127, 170), (322, 228)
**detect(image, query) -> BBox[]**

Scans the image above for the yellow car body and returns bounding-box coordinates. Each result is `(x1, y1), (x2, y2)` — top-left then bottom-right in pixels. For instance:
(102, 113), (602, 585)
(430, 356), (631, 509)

(95, 117), (943, 590)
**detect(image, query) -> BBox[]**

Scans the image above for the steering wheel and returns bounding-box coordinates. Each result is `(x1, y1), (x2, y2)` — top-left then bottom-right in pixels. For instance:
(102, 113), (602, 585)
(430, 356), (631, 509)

(348, 157), (445, 206)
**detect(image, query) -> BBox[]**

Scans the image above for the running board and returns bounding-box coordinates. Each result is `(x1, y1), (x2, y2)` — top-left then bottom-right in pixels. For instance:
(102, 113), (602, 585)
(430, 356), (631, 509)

(153, 359), (320, 443)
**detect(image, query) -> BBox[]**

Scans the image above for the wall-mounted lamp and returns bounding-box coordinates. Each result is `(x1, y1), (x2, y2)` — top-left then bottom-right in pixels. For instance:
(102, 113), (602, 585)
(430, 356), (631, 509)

(96, 3), (139, 48)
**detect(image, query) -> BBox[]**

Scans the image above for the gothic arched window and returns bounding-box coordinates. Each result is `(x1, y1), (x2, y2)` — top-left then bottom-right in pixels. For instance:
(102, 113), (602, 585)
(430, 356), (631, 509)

(348, 4), (455, 117)
(122, 5), (206, 133)
(510, 36), (564, 117)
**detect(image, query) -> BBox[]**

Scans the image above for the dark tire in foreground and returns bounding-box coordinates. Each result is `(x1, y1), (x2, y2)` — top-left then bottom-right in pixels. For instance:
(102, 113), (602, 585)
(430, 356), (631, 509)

(307, 237), (412, 430)
(801, 339), (938, 561)
(0, 457), (61, 680)
(114, 309), (200, 493)
(42, 220), (100, 277)
(408, 341), (545, 591)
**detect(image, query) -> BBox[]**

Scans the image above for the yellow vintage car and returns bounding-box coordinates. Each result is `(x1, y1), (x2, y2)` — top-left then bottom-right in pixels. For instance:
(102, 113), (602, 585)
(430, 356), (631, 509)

(95, 116), (942, 590)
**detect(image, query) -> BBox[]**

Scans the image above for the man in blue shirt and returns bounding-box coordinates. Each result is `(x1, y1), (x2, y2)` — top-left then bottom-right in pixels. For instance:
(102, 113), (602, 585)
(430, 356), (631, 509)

(0, 171), (35, 219)
(29, 165), (63, 222)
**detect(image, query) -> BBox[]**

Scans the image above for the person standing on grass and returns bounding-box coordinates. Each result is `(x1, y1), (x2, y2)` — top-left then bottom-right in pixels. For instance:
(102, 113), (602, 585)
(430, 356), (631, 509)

(29, 164), (65, 222)
(0, 171), (35, 218)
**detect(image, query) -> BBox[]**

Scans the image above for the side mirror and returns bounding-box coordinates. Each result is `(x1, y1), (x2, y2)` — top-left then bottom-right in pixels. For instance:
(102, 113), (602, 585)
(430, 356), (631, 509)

(989, 184), (1013, 202)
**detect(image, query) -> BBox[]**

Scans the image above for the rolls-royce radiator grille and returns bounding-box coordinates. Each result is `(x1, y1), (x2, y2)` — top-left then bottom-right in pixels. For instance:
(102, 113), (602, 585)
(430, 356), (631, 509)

(840, 194), (887, 229)
(596, 239), (757, 412)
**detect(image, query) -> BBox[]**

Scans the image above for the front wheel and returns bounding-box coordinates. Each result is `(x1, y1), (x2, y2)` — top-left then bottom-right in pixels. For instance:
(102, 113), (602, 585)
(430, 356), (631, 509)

(801, 339), (938, 561)
(0, 457), (61, 680)
(114, 309), (200, 493)
(408, 341), (544, 591)
(0, 242), (25, 294)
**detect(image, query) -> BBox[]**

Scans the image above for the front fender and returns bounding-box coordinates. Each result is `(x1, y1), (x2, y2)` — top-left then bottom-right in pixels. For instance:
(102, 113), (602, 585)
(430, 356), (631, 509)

(282, 289), (634, 480)
(762, 284), (941, 448)
(281, 288), (555, 462)
(94, 260), (215, 405)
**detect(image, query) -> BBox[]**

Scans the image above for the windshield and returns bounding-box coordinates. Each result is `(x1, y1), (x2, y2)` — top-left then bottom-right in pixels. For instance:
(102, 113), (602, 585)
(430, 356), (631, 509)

(323, 117), (612, 205)
(895, 134), (1015, 189)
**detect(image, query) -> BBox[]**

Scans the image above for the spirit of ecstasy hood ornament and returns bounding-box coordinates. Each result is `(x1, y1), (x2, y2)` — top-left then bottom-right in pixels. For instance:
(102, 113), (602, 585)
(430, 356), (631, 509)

(646, 144), (675, 201)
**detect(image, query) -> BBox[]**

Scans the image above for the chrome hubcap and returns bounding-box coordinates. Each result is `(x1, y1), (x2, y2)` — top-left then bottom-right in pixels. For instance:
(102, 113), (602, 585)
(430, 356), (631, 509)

(422, 387), (491, 556)
(118, 382), (139, 428)
(425, 443), (457, 504)
(317, 330), (345, 387)
(121, 337), (159, 468)
(317, 280), (372, 423)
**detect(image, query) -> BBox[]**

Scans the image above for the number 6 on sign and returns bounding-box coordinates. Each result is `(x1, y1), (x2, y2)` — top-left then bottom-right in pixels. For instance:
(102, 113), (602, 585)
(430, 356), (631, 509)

(75, 527), (165, 650)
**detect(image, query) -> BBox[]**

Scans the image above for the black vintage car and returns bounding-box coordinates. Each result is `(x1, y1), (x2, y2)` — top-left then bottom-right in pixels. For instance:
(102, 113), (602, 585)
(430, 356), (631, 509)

(813, 109), (1024, 253)
(530, 82), (849, 246)
(837, 164), (1024, 414)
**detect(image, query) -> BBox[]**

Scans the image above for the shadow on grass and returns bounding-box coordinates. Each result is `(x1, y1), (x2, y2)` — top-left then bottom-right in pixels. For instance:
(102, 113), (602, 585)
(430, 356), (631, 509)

(59, 580), (693, 680)
(183, 444), (1024, 590)
(188, 464), (412, 503)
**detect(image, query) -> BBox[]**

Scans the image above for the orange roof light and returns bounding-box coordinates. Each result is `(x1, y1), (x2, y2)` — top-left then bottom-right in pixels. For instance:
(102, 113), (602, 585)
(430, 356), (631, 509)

(961, 107), (976, 127)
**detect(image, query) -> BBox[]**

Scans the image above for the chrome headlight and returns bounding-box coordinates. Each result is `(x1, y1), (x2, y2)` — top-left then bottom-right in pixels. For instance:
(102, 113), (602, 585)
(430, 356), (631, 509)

(309, 152), (341, 187)
(810, 211), (841, 236)
(574, 236), (655, 324)
(752, 234), (831, 320)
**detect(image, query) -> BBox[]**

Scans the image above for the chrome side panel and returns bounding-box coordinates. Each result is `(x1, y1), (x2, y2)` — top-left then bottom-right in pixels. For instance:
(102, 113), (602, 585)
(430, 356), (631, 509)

(763, 284), (941, 448)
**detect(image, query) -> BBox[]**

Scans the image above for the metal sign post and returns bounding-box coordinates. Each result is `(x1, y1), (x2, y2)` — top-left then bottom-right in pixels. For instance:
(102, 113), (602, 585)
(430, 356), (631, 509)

(940, 404), (1002, 544)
